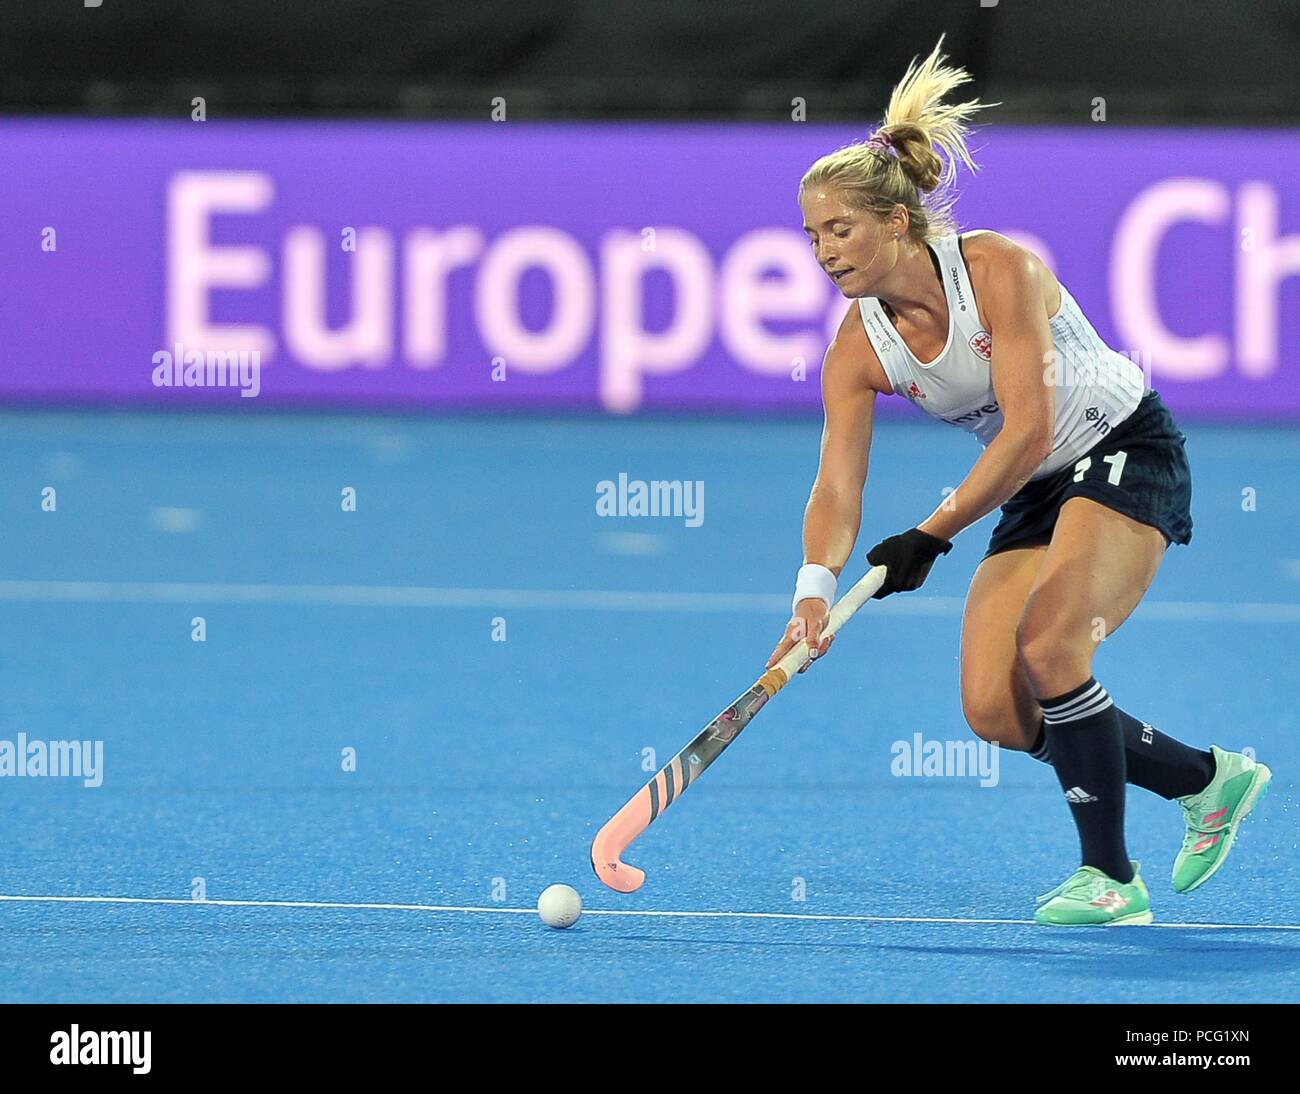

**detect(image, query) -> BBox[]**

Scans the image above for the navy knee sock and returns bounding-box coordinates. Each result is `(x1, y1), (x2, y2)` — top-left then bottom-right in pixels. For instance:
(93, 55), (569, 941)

(1039, 677), (1133, 884)
(1113, 711), (1215, 799)
(1028, 710), (1214, 800)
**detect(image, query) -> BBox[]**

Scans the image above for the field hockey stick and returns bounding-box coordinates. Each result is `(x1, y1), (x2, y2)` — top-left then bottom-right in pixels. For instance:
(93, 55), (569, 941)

(590, 564), (888, 893)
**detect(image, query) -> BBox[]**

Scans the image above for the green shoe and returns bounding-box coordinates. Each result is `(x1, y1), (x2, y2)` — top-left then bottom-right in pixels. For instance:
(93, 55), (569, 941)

(1171, 745), (1272, 894)
(1035, 861), (1153, 926)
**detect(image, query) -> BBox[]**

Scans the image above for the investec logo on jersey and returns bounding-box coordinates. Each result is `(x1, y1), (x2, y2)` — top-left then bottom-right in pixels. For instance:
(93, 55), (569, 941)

(948, 264), (968, 312)
(944, 402), (1001, 426)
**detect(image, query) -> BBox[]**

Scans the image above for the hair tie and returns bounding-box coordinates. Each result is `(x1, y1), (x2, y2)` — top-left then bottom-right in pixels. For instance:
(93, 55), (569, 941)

(866, 130), (896, 157)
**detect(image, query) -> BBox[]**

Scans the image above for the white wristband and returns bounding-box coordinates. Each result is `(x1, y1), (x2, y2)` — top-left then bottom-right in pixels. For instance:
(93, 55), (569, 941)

(792, 563), (837, 615)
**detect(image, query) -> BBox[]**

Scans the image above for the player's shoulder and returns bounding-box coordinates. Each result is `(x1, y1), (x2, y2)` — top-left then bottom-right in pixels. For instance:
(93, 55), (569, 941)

(824, 301), (892, 396)
(957, 229), (1061, 322)
(959, 229), (1039, 277)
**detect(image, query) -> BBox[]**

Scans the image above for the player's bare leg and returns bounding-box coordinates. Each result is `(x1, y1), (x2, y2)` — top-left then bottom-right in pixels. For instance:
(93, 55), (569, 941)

(959, 544), (1048, 752)
(1014, 498), (1164, 921)
(960, 519), (1234, 816)
(1019, 498), (1271, 921)
(1016, 497), (1164, 700)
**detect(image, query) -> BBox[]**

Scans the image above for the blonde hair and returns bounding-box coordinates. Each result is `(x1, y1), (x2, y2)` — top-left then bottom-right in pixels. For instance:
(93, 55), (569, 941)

(799, 35), (996, 241)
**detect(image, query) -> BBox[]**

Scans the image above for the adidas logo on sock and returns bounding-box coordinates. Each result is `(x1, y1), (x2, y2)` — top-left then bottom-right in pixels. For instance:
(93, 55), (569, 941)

(1064, 786), (1098, 804)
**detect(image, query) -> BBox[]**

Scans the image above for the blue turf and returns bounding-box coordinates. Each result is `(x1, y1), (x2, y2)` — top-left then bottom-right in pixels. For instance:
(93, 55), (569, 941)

(1, 408), (1296, 1002)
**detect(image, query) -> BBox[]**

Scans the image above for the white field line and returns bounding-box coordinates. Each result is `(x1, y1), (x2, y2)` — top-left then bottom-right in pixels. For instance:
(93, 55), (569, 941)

(0, 581), (1298, 622)
(1, 893), (1297, 931)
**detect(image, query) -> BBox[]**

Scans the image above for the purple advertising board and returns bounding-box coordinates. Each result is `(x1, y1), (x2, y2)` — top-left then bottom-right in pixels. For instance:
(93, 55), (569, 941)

(1, 119), (1298, 418)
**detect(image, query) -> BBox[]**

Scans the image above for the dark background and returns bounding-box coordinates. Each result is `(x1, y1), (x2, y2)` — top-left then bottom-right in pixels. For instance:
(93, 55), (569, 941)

(2, 0), (1297, 123)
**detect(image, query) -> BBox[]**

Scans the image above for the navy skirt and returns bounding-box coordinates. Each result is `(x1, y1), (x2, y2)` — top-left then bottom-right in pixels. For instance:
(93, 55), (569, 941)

(984, 390), (1193, 558)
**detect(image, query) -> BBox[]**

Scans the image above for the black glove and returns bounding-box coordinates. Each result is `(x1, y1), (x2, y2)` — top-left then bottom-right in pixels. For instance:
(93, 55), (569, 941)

(865, 528), (953, 599)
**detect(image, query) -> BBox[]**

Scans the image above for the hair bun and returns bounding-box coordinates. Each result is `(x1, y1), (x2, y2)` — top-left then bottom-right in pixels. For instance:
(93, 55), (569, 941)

(884, 123), (944, 193)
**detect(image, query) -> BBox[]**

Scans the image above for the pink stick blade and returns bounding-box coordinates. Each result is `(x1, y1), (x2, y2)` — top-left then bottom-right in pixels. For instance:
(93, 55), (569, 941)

(589, 568), (881, 894)
(590, 785), (652, 892)
(590, 684), (768, 893)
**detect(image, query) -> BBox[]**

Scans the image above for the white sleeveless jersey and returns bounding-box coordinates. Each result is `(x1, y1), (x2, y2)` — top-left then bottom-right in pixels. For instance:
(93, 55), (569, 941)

(856, 233), (1146, 480)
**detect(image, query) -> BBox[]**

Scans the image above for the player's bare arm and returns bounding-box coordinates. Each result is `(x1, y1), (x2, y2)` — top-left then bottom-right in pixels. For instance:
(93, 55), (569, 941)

(916, 239), (1057, 542)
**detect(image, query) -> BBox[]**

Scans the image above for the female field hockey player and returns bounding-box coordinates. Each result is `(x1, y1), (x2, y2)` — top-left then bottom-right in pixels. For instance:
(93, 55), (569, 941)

(766, 39), (1271, 926)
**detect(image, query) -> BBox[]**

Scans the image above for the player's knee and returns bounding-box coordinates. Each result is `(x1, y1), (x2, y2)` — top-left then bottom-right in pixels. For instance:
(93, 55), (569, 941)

(1014, 617), (1089, 693)
(961, 689), (1024, 748)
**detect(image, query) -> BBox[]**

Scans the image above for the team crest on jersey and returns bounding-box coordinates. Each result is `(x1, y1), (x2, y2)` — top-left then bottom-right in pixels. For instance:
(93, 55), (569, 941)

(906, 381), (927, 401)
(968, 330), (992, 361)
